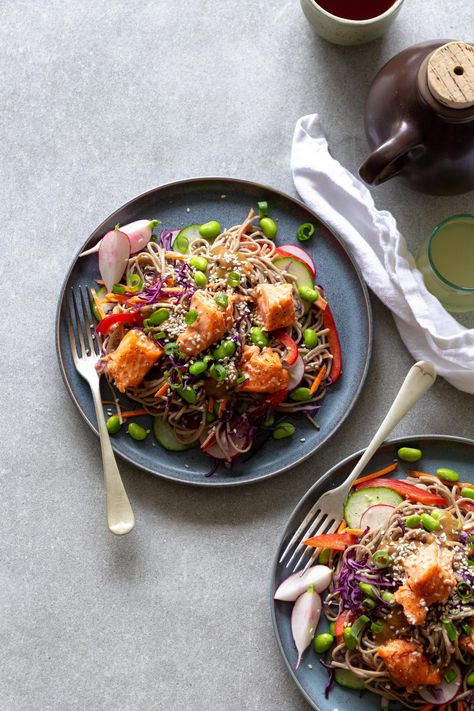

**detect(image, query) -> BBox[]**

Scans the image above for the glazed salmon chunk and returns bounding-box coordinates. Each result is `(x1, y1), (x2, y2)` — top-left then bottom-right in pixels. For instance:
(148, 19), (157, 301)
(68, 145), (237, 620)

(376, 639), (441, 691)
(104, 329), (163, 392)
(402, 542), (456, 606)
(239, 345), (289, 393)
(177, 290), (231, 356)
(255, 283), (296, 332)
(393, 585), (427, 626)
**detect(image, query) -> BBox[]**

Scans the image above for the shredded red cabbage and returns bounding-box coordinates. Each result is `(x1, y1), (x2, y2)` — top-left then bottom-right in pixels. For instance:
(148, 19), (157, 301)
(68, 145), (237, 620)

(334, 552), (400, 614)
(319, 659), (335, 698)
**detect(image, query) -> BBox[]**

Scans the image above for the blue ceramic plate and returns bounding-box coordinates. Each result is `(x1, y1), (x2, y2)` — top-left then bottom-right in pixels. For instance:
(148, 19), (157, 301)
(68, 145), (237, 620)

(56, 177), (372, 486)
(271, 435), (474, 710)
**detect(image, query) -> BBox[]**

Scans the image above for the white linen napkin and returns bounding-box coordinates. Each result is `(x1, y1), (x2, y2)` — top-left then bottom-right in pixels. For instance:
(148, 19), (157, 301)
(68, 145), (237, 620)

(291, 114), (474, 394)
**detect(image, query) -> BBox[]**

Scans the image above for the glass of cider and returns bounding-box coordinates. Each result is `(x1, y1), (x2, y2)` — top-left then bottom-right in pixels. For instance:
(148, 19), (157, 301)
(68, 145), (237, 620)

(416, 214), (474, 313)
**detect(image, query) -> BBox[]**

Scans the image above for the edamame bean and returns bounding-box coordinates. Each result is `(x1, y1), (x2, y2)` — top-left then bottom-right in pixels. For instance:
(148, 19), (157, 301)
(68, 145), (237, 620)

(272, 422), (295, 439)
(405, 514), (422, 529)
(189, 256), (208, 272)
(436, 467), (460, 482)
(250, 326), (268, 348)
(174, 234), (189, 254)
(150, 308), (170, 326)
(223, 340), (236, 357)
(199, 221), (221, 239)
(106, 415), (121, 435)
(259, 217), (277, 239)
(178, 387), (197, 404)
(289, 387), (313, 402)
(189, 361), (207, 376)
(313, 633), (334, 654)
(194, 271), (207, 287)
(397, 447), (422, 462)
(303, 328), (318, 349)
(298, 285), (319, 303)
(127, 422), (147, 441)
(421, 513), (440, 532)
(467, 671), (474, 687)
(431, 509), (444, 520)
(462, 488), (474, 500)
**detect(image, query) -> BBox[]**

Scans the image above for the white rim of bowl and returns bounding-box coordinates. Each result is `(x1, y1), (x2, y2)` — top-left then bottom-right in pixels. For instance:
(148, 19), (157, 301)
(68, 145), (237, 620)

(308, 0), (405, 26)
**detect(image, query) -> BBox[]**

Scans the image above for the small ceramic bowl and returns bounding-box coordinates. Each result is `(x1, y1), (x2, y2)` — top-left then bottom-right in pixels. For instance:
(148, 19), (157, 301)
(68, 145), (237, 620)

(300, 0), (405, 45)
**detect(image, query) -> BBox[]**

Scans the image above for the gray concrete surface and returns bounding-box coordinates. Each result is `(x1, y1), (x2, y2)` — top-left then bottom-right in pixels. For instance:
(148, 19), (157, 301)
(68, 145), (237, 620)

(1, 1), (473, 710)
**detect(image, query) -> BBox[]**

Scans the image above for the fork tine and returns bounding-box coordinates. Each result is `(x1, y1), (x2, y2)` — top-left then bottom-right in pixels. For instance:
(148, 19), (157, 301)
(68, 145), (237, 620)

(279, 501), (320, 563)
(285, 509), (326, 567)
(299, 519), (339, 574)
(71, 288), (87, 357)
(291, 513), (331, 572)
(65, 292), (79, 364)
(79, 286), (99, 355)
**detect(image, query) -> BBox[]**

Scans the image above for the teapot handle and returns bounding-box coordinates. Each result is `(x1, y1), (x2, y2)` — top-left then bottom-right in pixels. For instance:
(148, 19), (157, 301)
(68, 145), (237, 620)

(359, 122), (422, 186)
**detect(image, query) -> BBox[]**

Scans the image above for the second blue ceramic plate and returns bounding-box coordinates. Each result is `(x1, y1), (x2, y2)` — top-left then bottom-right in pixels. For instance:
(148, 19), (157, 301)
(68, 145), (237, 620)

(56, 177), (372, 486)
(271, 435), (474, 710)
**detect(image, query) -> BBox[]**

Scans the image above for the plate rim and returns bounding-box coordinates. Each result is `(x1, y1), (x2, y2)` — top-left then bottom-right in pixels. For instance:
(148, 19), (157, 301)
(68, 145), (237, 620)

(270, 433), (474, 710)
(55, 176), (373, 487)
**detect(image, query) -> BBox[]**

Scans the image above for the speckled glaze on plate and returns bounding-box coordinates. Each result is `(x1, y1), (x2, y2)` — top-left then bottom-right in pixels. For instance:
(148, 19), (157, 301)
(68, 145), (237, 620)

(56, 177), (372, 487)
(271, 435), (474, 710)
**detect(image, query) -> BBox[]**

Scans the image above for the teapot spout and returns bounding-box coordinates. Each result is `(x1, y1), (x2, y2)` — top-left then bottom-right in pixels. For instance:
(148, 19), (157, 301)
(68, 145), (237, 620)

(359, 122), (421, 186)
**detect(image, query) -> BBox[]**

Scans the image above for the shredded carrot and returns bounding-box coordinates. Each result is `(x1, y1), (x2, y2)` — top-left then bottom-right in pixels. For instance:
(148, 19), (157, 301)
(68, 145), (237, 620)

(128, 295), (146, 304)
(408, 470), (439, 482)
(120, 409), (149, 419)
(310, 364), (327, 395)
(420, 705), (434, 711)
(345, 528), (363, 536)
(218, 398), (228, 417)
(336, 519), (347, 533)
(457, 701), (465, 711)
(105, 293), (130, 304)
(207, 396), (214, 414)
(438, 705), (446, 711)
(161, 287), (183, 294)
(154, 382), (169, 398)
(353, 461), (398, 486)
(165, 251), (187, 260)
(96, 279), (105, 286)
(313, 294), (328, 311)
(90, 288), (106, 320)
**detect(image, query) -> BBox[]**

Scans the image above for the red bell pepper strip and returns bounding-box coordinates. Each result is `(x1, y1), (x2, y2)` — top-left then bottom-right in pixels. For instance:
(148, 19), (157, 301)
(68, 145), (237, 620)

(355, 478), (447, 507)
(303, 533), (357, 550)
(96, 310), (142, 335)
(323, 306), (342, 382)
(334, 611), (355, 639)
(276, 332), (299, 365)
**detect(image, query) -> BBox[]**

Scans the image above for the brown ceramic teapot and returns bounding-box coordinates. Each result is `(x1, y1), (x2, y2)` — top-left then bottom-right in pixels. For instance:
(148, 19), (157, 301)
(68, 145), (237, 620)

(359, 40), (474, 195)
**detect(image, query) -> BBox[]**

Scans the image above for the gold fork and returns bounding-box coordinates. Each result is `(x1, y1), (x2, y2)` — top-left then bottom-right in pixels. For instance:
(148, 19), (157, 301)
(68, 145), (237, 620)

(66, 286), (135, 536)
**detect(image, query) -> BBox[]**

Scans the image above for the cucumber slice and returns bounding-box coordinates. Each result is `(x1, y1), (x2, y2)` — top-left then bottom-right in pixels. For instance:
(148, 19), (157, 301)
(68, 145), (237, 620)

(172, 224), (204, 253)
(153, 417), (194, 451)
(272, 256), (314, 313)
(344, 487), (403, 529)
(335, 668), (366, 691)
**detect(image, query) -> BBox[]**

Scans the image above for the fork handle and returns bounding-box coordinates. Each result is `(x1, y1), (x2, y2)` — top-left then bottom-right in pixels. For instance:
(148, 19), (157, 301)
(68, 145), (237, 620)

(344, 361), (437, 488)
(91, 384), (136, 536)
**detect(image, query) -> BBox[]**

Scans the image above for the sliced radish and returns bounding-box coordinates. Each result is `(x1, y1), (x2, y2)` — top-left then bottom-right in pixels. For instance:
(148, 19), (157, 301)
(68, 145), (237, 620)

(287, 355), (305, 391)
(121, 219), (159, 254)
(419, 664), (461, 704)
(359, 504), (396, 531)
(291, 585), (322, 669)
(98, 229), (130, 293)
(275, 245), (315, 279)
(274, 565), (332, 601)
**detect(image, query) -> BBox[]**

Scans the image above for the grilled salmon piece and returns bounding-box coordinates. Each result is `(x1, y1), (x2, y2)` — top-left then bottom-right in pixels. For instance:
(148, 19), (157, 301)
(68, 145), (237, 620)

(394, 584), (427, 625)
(239, 345), (289, 393)
(376, 639), (441, 691)
(402, 542), (456, 606)
(104, 328), (163, 392)
(255, 283), (296, 331)
(177, 291), (232, 357)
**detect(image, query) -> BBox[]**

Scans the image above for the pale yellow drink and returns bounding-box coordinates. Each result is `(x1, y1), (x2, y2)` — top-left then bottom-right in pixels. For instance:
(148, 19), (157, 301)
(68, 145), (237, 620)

(416, 214), (474, 313)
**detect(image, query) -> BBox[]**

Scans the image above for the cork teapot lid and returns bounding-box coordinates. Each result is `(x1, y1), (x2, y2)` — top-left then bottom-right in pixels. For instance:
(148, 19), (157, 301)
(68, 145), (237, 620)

(427, 41), (474, 109)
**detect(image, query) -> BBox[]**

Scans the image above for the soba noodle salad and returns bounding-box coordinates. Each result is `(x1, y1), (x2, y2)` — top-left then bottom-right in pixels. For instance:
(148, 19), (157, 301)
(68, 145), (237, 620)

(84, 207), (341, 465)
(277, 459), (474, 710)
